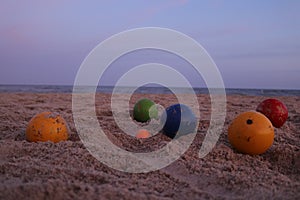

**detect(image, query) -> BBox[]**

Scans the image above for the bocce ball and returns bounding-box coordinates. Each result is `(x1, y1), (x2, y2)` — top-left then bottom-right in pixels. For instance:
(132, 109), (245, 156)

(228, 111), (274, 155)
(161, 104), (197, 139)
(26, 111), (69, 143)
(133, 98), (158, 122)
(256, 98), (288, 128)
(136, 129), (151, 139)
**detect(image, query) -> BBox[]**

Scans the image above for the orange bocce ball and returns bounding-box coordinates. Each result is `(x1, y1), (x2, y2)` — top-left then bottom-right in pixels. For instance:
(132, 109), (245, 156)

(136, 129), (151, 139)
(228, 111), (274, 155)
(26, 112), (69, 143)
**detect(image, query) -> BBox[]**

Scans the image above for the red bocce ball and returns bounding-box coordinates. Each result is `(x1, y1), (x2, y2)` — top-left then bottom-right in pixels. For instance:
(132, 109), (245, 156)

(256, 98), (288, 128)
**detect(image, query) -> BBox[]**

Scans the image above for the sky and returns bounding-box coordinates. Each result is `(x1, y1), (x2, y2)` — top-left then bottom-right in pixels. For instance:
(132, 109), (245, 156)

(1, 0), (299, 89)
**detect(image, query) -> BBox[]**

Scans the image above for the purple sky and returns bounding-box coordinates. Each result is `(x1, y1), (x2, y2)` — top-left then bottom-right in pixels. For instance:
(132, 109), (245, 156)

(1, 0), (299, 89)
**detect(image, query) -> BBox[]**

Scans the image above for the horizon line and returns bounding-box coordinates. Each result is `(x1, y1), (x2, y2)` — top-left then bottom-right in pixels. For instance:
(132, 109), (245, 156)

(0, 83), (299, 91)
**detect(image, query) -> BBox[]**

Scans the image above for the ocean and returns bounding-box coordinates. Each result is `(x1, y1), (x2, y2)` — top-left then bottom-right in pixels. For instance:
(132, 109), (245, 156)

(0, 85), (299, 96)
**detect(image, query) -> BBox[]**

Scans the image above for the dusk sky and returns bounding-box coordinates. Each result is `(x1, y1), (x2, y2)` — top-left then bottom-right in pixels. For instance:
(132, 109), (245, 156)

(1, 0), (299, 89)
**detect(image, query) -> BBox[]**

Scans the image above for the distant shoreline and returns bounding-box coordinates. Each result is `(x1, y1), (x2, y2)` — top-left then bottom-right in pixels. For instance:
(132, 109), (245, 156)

(0, 84), (299, 96)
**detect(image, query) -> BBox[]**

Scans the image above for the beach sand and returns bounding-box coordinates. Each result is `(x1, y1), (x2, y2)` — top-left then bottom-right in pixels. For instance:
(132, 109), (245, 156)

(0, 93), (299, 199)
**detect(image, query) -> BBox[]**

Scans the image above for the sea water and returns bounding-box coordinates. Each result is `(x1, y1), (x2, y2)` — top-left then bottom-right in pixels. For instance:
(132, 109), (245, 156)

(0, 85), (299, 96)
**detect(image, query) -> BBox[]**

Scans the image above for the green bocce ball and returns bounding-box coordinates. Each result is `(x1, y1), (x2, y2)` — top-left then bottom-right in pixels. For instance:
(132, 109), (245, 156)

(133, 98), (158, 122)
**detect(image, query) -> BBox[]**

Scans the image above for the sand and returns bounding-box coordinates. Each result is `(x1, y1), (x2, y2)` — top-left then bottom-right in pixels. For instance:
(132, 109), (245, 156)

(0, 92), (299, 199)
